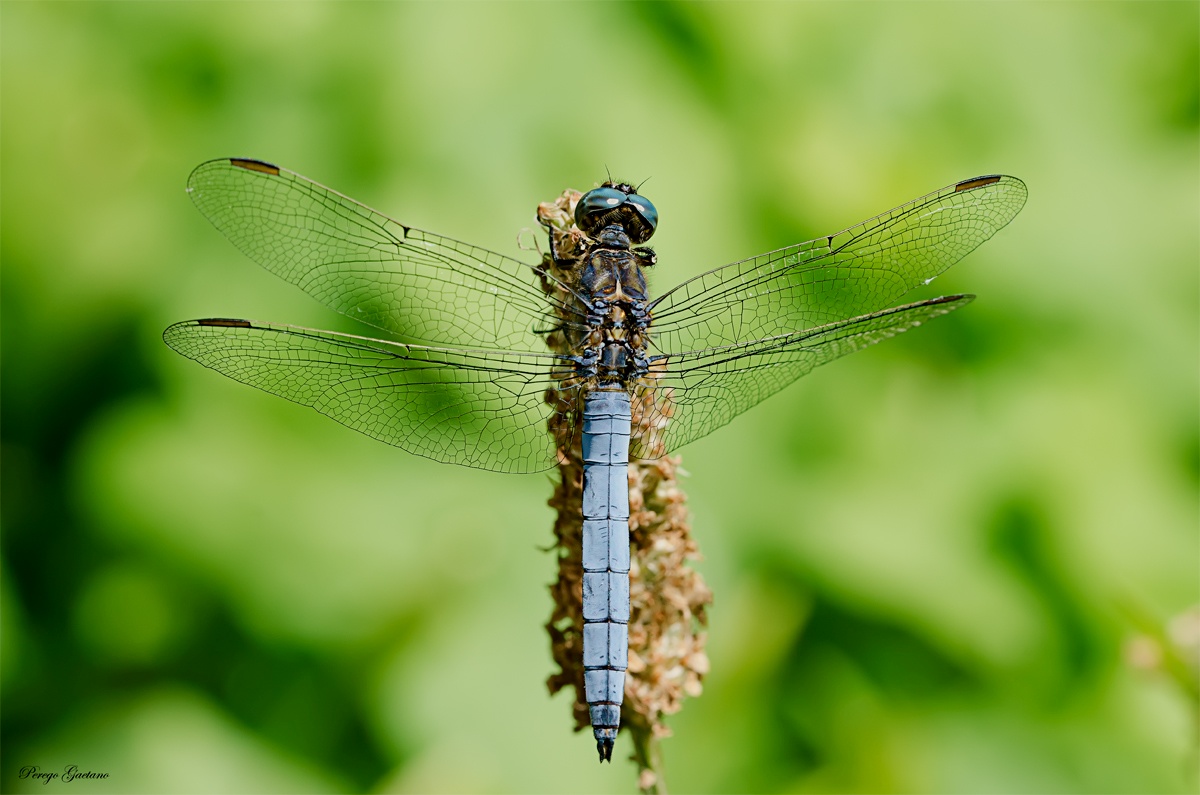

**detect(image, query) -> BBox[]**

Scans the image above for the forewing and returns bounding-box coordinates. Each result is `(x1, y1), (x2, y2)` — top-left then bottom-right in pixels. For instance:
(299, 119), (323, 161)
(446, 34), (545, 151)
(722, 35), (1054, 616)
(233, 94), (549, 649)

(163, 319), (572, 473)
(631, 296), (973, 459)
(187, 158), (571, 350)
(648, 176), (1025, 353)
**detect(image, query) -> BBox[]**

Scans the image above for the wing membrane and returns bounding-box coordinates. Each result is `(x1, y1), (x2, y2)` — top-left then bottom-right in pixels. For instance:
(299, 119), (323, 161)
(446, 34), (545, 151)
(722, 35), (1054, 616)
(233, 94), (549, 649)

(163, 319), (573, 473)
(175, 166), (1023, 469)
(632, 296), (973, 458)
(648, 176), (1025, 353)
(187, 158), (574, 350)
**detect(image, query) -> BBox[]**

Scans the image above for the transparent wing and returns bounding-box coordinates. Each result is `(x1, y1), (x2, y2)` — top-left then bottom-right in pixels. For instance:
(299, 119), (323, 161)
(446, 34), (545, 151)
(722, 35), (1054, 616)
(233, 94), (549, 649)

(648, 176), (1025, 353)
(163, 318), (574, 474)
(187, 158), (577, 350)
(632, 296), (972, 459)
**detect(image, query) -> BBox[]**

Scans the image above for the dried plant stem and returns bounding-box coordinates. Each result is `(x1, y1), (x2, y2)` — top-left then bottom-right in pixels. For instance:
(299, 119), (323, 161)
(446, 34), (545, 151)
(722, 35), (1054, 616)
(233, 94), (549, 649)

(628, 712), (667, 794)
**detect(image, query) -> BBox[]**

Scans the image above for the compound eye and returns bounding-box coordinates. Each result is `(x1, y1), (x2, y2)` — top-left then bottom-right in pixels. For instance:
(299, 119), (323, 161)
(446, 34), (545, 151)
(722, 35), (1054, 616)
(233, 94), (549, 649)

(625, 194), (658, 234)
(575, 187), (627, 232)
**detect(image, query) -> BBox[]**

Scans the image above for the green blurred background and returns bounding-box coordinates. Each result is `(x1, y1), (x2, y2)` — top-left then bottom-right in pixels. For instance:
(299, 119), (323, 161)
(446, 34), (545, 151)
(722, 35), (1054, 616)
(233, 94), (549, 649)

(2, 2), (1197, 793)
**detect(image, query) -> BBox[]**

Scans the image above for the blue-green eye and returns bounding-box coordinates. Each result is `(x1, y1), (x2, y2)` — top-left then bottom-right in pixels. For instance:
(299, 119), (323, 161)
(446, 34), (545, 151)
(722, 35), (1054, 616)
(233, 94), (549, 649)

(625, 194), (658, 230)
(575, 187), (626, 228)
(575, 186), (659, 243)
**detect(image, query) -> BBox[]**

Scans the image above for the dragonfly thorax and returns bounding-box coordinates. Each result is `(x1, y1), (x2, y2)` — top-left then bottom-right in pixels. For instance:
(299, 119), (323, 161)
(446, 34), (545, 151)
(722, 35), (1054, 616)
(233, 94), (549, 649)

(572, 227), (654, 387)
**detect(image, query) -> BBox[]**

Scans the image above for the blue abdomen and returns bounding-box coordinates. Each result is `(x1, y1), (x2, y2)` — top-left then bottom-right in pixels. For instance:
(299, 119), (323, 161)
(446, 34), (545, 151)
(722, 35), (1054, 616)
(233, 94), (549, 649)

(580, 390), (632, 762)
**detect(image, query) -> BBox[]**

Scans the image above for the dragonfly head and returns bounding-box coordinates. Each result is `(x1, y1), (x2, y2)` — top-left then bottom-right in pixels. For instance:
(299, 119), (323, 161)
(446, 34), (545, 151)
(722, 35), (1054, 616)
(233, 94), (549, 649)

(575, 182), (658, 244)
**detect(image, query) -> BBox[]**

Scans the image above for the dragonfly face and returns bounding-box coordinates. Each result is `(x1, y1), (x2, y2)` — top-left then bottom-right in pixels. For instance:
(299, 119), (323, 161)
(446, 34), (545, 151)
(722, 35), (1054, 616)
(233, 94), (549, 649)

(574, 183), (658, 243)
(165, 159), (1026, 761)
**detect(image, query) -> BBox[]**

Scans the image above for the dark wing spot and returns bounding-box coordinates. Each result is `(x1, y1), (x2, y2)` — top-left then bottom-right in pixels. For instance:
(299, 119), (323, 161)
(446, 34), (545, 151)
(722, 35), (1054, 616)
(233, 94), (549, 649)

(197, 318), (253, 328)
(229, 158), (280, 175)
(926, 294), (972, 305)
(954, 175), (1002, 192)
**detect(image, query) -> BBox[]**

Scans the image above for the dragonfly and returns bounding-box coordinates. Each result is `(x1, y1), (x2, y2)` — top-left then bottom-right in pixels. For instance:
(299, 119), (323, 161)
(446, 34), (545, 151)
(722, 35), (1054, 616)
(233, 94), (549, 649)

(165, 158), (1026, 762)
